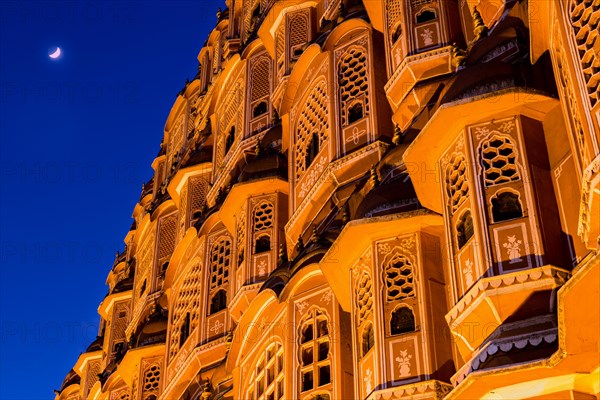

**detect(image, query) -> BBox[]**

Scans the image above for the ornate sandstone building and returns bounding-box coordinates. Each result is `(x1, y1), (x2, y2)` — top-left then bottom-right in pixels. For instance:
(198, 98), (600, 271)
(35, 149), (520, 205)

(56, 0), (600, 399)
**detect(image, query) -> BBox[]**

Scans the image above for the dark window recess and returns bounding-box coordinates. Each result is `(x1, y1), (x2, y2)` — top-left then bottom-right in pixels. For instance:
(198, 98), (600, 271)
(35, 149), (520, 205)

(225, 127), (235, 154)
(319, 365), (331, 386)
(305, 133), (320, 170)
(140, 279), (147, 295)
(255, 236), (271, 253)
(253, 101), (268, 117)
(361, 324), (374, 356)
(301, 324), (314, 344)
(416, 9), (436, 24)
(457, 210), (474, 249)
(392, 24), (403, 43)
(210, 289), (227, 314)
(390, 307), (416, 335)
(180, 312), (191, 346)
(302, 371), (314, 392)
(238, 249), (245, 266)
(161, 261), (169, 273)
(348, 102), (364, 124)
(492, 192), (523, 222)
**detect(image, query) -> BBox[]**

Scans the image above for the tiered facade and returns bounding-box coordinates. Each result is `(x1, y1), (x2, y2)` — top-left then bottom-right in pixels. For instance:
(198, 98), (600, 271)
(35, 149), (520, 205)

(56, 0), (600, 399)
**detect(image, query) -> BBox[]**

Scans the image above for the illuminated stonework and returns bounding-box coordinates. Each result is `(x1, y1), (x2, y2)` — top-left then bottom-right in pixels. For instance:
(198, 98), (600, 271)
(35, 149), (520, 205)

(56, 1), (600, 400)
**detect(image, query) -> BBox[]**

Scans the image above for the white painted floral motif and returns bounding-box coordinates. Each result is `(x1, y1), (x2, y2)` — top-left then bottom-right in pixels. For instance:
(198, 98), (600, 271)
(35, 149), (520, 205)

(421, 29), (433, 46)
(378, 243), (392, 255)
(346, 126), (366, 145)
(396, 350), (413, 377)
(499, 120), (515, 133)
(296, 301), (309, 314)
(462, 259), (474, 287)
(298, 155), (328, 199)
(475, 126), (491, 140)
(257, 260), (267, 276)
(364, 368), (373, 393)
(210, 320), (224, 334)
(320, 291), (333, 305)
(503, 235), (523, 263)
(401, 236), (415, 250)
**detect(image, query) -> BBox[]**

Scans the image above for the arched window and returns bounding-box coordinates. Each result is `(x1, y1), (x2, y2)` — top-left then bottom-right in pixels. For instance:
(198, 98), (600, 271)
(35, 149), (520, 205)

(253, 101), (268, 117)
(456, 210), (474, 248)
(289, 13), (309, 62)
(299, 309), (331, 394)
(415, 8), (437, 23)
(295, 80), (329, 181)
(361, 323), (375, 356)
(338, 48), (369, 127)
(210, 289), (227, 314)
(481, 136), (520, 186)
(247, 342), (285, 400)
(386, 0), (403, 44)
(208, 237), (231, 315)
(249, 56), (271, 124)
(385, 254), (415, 302)
(255, 235), (271, 253)
(390, 306), (416, 335)
(391, 23), (403, 43)
(491, 191), (523, 222)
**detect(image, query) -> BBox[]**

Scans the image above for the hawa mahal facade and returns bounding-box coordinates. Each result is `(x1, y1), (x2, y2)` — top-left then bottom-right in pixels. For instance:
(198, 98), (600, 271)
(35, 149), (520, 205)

(56, 0), (600, 399)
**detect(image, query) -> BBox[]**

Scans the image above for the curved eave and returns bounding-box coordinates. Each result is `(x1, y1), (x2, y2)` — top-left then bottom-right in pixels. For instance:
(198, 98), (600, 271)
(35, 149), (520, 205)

(98, 290), (132, 320)
(219, 176), (288, 233)
(362, 0), (384, 32)
(402, 89), (560, 214)
(73, 350), (102, 376)
(257, 0), (318, 58)
(320, 211), (443, 311)
(279, 44), (325, 116)
(163, 228), (200, 292)
(112, 343), (165, 388)
(167, 162), (212, 206)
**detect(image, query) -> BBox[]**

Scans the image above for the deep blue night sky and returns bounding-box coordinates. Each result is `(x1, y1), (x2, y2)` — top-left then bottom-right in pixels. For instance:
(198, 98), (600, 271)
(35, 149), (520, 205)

(0, 1), (223, 398)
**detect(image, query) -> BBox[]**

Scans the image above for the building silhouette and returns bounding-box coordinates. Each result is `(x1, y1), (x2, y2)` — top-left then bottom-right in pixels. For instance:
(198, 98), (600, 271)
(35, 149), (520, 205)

(56, 0), (600, 399)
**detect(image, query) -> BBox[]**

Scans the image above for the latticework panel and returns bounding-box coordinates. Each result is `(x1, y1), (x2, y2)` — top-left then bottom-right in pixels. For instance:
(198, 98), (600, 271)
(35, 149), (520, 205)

(237, 212), (246, 261)
(217, 77), (243, 165)
(178, 184), (188, 240)
(250, 56), (271, 103)
(289, 12), (309, 60)
(276, 26), (285, 79)
(355, 272), (373, 327)
(386, 0), (403, 35)
(212, 35), (221, 72)
(189, 176), (208, 219)
(141, 363), (161, 400)
(338, 48), (370, 126)
(246, 342), (284, 400)
(295, 80), (329, 180)
(298, 308), (331, 394)
(570, 0), (600, 107)
(168, 263), (202, 359)
(480, 136), (520, 187)
(243, 0), (261, 38)
(385, 255), (415, 302)
(109, 301), (129, 359)
(157, 215), (177, 268)
(83, 360), (101, 399)
(110, 388), (130, 400)
(252, 201), (274, 232)
(135, 230), (156, 299)
(446, 154), (469, 213)
(167, 115), (185, 175)
(209, 238), (232, 291)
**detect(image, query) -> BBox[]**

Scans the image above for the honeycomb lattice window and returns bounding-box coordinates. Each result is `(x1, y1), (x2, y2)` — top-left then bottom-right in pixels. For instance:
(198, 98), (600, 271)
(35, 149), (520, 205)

(237, 213), (246, 265)
(386, 0), (403, 42)
(169, 263), (202, 359)
(445, 154), (469, 213)
(385, 255), (415, 302)
(142, 363), (161, 399)
(570, 0), (600, 107)
(338, 48), (369, 127)
(253, 201), (274, 232)
(289, 12), (309, 62)
(295, 80), (329, 180)
(480, 136), (520, 187)
(355, 272), (373, 327)
(247, 341), (284, 400)
(299, 309), (331, 394)
(157, 214), (177, 272)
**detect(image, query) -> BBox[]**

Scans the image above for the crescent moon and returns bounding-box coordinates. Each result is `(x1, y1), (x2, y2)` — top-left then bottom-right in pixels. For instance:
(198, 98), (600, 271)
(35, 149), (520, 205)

(49, 47), (61, 59)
